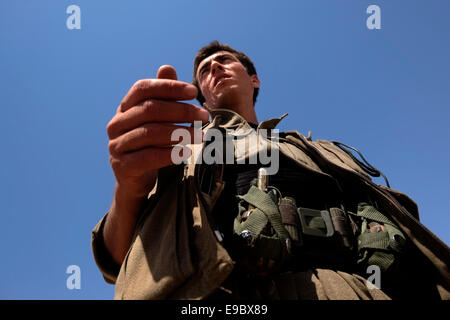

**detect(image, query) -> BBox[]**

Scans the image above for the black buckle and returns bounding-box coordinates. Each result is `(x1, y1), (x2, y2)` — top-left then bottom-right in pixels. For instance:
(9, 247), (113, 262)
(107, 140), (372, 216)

(297, 207), (335, 238)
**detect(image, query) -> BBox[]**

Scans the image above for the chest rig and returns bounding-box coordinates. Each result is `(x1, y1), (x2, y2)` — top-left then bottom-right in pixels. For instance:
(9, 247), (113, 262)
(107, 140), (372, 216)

(197, 109), (407, 278)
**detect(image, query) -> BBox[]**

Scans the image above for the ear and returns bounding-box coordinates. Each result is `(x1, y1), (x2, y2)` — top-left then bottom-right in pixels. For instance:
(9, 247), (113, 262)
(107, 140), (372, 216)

(250, 74), (260, 89)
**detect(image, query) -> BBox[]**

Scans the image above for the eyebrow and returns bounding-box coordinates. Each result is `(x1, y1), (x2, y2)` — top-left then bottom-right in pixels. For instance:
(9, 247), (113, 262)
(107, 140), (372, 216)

(198, 53), (236, 77)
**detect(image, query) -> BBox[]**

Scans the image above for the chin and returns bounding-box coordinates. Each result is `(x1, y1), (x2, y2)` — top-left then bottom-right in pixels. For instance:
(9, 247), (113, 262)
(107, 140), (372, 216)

(214, 88), (240, 109)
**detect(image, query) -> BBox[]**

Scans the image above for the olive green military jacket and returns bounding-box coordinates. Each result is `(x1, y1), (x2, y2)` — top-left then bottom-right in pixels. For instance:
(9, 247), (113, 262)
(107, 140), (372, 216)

(92, 109), (450, 299)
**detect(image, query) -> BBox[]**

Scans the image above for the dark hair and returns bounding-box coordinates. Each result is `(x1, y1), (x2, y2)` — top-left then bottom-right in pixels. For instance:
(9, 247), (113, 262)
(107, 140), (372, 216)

(192, 41), (259, 106)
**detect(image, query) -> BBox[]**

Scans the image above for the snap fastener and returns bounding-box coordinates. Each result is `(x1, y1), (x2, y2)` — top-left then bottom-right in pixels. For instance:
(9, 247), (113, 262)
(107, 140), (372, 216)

(240, 229), (255, 246)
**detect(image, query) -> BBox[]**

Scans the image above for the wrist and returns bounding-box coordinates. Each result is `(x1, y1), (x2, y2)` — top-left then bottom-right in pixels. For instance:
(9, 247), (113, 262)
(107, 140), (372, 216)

(115, 183), (148, 202)
(111, 183), (148, 220)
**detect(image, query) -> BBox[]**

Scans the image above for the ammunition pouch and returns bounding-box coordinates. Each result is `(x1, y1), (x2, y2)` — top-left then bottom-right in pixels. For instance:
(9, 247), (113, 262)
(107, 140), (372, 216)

(231, 174), (409, 278)
(354, 202), (408, 274)
(232, 182), (358, 275)
(233, 185), (292, 276)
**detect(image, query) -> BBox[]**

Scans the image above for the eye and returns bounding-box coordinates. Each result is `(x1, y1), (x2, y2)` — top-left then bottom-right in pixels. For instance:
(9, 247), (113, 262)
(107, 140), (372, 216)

(199, 67), (208, 79)
(220, 56), (232, 63)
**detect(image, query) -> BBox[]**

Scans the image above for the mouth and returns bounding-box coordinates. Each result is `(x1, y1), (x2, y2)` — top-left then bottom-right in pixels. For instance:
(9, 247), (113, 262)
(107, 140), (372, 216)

(214, 74), (231, 88)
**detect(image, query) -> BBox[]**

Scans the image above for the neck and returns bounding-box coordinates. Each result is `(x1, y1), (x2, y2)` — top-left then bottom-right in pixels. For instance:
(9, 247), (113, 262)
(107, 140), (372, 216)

(236, 103), (258, 125)
(211, 97), (258, 125)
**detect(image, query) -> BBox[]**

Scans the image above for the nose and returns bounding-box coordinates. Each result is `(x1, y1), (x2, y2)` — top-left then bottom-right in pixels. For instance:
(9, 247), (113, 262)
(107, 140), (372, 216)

(211, 60), (224, 75)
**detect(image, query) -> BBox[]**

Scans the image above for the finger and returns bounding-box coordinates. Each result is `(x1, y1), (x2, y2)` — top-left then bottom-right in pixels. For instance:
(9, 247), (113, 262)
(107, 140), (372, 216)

(157, 65), (178, 80)
(109, 123), (201, 156)
(107, 100), (208, 139)
(113, 146), (186, 176)
(119, 79), (198, 113)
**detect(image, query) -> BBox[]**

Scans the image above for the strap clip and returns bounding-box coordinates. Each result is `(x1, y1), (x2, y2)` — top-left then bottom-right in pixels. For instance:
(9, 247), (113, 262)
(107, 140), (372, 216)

(297, 207), (335, 238)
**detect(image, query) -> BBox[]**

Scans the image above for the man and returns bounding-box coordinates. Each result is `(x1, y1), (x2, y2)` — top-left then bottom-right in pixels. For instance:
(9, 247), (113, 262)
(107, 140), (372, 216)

(92, 41), (450, 300)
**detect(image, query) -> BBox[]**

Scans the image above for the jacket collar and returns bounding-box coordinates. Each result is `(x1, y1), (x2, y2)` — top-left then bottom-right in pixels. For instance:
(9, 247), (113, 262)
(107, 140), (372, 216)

(205, 108), (288, 135)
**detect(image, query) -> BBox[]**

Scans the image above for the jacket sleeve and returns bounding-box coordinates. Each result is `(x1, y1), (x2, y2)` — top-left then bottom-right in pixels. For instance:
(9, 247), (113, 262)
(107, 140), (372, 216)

(91, 213), (121, 284)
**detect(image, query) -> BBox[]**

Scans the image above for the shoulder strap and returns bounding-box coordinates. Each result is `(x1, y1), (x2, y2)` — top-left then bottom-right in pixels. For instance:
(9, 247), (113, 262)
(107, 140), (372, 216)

(331, 141), (390, 187)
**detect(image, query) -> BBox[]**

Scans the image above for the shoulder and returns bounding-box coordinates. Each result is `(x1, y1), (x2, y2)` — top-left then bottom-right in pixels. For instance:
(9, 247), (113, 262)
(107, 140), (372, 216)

(279, 130), (372, 179)
(280, 130), (420, 219)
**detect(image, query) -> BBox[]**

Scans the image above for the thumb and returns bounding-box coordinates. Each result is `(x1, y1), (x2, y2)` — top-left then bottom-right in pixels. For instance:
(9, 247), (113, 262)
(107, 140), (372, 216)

(157, 65), (178, 80)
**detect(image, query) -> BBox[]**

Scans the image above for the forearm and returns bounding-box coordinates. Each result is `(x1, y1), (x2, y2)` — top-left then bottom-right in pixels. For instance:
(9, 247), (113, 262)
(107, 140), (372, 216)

(103, 183), (151, 266)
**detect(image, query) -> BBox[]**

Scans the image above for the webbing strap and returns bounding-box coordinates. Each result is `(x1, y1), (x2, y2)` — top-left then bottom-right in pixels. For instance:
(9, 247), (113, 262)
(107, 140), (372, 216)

(357, 202), (395, 226)
(369, 252), (395, 271)
(357, 202), (406, 249)
(237, 185), (289, 240)
(356, 203), (407, 272)
(358, 231), (390, 250)
(234, 207), (268, 239)
(357, 231), (396, 271)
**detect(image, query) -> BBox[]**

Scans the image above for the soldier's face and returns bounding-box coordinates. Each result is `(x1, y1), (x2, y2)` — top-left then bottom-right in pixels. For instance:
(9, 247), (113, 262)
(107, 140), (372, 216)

(196, 51), (260, 109)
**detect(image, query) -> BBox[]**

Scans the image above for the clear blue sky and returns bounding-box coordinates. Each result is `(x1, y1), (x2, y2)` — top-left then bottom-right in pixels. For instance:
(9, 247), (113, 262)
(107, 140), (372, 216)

(0, 0), (449, 299)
